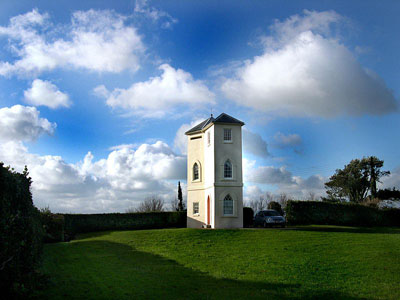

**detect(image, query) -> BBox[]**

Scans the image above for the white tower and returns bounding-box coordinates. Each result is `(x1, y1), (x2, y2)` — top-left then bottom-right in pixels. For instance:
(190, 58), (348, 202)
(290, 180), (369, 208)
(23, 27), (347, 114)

(185, 113), (244, 229)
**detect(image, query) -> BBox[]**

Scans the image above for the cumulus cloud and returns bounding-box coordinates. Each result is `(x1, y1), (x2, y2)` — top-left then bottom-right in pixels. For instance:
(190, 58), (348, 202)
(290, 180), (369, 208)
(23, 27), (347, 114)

(273, 132), (302, 148)
(0, 140), (186, 213)
(243, 128), (269, 157)
(243, 158), (326, 199)
(0, 9), (144, 76)
(173, 118), (204, 154)
(381, 167), (400, 190)
(0, 105), (56, 142)
(221, 10), (397, 117)
(134, 0), (178, 29)
(24, 79), (71, 109)
(96, 64), (215, 118)
(244, 159), (294, 185)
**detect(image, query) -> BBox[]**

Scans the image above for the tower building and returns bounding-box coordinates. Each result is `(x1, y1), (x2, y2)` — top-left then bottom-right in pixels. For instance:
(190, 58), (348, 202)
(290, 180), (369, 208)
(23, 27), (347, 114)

(185, 113), (244, 228)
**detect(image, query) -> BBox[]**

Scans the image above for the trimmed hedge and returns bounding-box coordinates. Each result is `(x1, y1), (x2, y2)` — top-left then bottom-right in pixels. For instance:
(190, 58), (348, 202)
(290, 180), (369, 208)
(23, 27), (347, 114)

(63, 211), (187, 237)
(243, 207), (254, 227)
(286, 200), (400, 227)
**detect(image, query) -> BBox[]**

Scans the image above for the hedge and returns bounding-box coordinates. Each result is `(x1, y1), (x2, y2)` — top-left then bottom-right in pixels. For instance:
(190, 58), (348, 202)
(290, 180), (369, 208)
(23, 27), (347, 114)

(243, 207), (254, 227)
(63, 211), (187, 238)
(40, 210), (65, 243)
(286, 200), (400, 227)
(0, 163), (43, 296)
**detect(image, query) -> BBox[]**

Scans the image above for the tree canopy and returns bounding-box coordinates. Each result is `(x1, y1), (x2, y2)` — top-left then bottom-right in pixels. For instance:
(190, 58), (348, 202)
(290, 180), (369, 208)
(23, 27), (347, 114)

(324, 156), (390, 203)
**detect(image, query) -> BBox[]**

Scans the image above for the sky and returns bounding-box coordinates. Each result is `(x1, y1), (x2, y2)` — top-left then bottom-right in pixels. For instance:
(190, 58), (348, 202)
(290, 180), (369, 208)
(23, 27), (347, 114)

(0, 0), (399, 213)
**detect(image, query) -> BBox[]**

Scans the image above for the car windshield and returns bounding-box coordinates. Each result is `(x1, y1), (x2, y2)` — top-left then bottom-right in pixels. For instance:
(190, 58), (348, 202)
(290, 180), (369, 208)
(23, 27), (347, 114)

(264, 211), (280, 216)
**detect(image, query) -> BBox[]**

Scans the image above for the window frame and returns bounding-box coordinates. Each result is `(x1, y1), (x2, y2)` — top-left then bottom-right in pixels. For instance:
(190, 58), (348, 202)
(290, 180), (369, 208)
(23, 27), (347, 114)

(223, 128), (232, 143)
(224, 159), (233, 179)
(193, 162), (199, 181)
(223, 194), (234, 216)
(193, 202), (199, 215)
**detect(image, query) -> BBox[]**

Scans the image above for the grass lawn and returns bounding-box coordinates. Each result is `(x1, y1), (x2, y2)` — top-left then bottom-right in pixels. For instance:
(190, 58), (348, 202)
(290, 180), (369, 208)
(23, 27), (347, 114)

(33, 226), (400, 299)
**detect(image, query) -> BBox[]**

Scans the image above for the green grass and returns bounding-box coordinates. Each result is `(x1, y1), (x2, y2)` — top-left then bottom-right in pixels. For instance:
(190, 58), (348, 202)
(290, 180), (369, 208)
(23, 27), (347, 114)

(33, 226), (400, 299)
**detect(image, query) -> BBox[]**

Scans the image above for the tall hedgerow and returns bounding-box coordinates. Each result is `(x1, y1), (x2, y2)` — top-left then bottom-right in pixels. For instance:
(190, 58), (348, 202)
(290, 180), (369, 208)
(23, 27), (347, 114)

(0, 163), (43, 296)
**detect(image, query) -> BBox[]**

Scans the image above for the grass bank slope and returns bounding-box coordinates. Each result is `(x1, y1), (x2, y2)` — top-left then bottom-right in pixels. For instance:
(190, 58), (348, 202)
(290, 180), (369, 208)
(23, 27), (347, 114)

(34, 226), (400, 299)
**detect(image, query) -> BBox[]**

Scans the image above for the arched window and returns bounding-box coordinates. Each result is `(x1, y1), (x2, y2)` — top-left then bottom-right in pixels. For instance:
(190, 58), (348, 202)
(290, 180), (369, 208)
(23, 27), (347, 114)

(224, 160), (232, 178)
(223, 194), (233, 215)
(193, 163), (199, 181)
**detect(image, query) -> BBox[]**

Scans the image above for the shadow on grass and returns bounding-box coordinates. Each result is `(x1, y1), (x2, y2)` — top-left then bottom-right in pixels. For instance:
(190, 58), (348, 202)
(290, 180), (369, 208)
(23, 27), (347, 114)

(33, 239), (363, 300)
(288, 225), (400, 235)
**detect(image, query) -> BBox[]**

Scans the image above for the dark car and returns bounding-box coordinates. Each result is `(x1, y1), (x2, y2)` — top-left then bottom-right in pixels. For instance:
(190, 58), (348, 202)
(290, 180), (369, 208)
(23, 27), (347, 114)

(254, 210), (286, 228)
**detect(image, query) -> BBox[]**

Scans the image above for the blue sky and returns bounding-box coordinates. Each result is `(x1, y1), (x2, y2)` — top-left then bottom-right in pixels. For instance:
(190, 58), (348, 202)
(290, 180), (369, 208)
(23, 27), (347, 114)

(0, 0), (399, 212)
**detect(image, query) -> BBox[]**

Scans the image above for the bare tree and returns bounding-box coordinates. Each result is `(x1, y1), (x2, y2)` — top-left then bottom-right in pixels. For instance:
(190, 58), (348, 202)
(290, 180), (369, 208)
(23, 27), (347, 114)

(125, 207), (136, 213)
(278, 192), (289, 210)
(265, 192), (274, 208)
(170, 197), (179, 212)
(247, 195), (267, 213)
(136, 197), (165, 212)
(308, 191), (316, 201)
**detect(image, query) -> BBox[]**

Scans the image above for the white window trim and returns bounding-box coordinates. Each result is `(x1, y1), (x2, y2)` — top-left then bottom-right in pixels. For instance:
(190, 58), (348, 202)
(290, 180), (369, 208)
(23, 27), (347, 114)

(223, 195), (234, 216)
(223, 159), (233, 180)
(218, 191), (238, 218)
(223, 128), (233, 143)
(192, 160), (202, 182)
(193, 202), (200, 216)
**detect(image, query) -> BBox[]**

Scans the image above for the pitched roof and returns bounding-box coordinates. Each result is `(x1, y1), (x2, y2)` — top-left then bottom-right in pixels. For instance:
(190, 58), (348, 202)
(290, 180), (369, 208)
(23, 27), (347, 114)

(185, 113), (244, 135)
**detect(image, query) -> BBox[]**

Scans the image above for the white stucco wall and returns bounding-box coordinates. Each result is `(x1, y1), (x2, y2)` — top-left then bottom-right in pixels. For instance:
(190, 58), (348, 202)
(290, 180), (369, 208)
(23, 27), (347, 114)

(187, 133), (206, 228)
(213, 124), (243, 228)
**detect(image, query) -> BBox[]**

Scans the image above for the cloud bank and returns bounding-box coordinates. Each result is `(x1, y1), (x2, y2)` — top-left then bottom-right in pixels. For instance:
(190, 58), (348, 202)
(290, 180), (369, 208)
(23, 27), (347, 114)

(0, 139), (186, 213)
(222, 10), (397, 117)
(0, 9), (144, 76)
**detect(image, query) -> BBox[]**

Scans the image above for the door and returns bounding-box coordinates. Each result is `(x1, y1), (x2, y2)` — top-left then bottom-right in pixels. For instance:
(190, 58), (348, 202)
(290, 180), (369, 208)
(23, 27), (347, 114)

(207, 196), (210, 225)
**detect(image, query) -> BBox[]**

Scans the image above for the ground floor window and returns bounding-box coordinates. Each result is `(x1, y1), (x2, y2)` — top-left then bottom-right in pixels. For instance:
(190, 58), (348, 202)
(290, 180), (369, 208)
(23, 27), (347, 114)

(193, 202), (199, 215)
(223, 195), (233, 215)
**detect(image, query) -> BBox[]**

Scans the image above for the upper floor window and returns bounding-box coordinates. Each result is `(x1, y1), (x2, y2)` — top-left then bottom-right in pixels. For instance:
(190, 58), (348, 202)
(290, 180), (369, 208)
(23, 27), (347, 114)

(223, 128), (232, 142)
(207, 131), (211, 146)
(193, 163), (199, 181)
(223, 194), (233, 216)
(224, 160), (232, 179)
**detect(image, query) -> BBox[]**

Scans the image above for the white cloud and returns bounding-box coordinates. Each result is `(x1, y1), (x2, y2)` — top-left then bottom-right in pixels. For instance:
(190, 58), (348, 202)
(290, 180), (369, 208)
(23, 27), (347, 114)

(244, 159), (294, 185)
(381, 167), (400, 190)
(221, 10), (397, 118)
(0, 105), (56, 142)
(96, 64), (215, 118)
(0, 139), (186, 213)
(243, 158), (326, 199)
(173, 118), (204, 154)
(134, 0), (178, 29)
(24, 79), (71, 109)
(0, 9), (144, 76)
(243, 128), (269, 157)
(274, 132), (302, 148)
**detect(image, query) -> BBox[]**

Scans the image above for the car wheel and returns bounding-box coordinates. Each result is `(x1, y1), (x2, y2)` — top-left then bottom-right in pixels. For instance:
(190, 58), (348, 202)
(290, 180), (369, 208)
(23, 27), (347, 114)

(263, 221), (269, 228)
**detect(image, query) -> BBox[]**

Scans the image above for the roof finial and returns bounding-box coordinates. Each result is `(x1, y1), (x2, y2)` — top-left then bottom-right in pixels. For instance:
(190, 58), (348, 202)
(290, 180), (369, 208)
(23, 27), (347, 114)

(211, 107), (213, 118)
